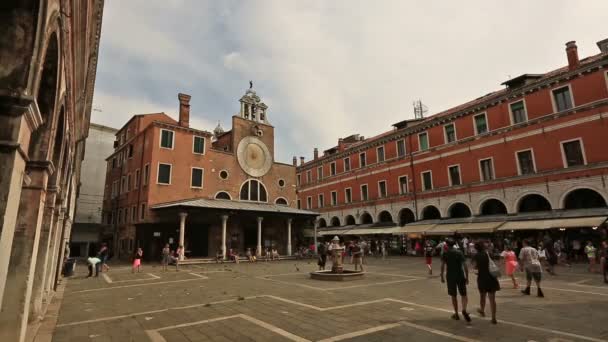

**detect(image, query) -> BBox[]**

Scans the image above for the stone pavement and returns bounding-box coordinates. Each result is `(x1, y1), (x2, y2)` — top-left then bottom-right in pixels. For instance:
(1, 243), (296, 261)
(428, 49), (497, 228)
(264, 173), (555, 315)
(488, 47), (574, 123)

(46, 257), (608, 341)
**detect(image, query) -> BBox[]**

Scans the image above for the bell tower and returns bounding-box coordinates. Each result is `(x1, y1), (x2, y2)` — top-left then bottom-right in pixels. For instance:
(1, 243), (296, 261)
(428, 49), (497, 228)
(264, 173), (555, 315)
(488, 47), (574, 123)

(239, 82), (269, 124)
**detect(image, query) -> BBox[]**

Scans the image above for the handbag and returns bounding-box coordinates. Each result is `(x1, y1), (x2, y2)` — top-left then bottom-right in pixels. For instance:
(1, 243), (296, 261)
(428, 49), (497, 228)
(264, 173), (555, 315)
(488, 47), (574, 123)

(487, 252), (501, 278)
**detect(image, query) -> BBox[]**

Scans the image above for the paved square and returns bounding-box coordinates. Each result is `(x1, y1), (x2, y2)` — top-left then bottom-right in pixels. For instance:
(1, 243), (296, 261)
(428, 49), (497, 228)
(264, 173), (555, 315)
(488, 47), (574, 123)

(52, 258), (608, 341)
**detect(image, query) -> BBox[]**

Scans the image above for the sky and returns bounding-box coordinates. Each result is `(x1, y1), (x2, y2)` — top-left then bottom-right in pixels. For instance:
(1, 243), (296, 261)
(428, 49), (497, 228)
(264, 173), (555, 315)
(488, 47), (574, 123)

(91, 0), (607, 163)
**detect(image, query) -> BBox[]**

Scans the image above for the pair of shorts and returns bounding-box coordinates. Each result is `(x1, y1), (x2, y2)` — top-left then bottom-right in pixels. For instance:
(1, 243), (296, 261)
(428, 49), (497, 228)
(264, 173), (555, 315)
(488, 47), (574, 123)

(447, 278), (467, 297)
(425, 256), (432, 265)
(525, 269), (542, 282)
(352, 256), (362, 265)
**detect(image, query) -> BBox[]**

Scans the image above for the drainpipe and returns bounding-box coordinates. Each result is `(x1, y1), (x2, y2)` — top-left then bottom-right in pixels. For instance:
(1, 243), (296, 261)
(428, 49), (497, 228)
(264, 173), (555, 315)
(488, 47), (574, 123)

(408, 135), (418, 220)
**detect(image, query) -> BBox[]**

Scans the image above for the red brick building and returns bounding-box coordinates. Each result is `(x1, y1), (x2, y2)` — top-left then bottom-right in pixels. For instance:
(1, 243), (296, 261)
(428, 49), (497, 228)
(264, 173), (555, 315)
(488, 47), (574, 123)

(103, 88), (316, 261)
(297, 39), (608, 242)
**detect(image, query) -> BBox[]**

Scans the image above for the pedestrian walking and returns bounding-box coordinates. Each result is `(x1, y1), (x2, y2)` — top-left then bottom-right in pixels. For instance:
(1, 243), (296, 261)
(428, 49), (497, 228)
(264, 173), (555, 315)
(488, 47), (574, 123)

(98, 243), (110, 272)
(472, 241), (500, 324)
(132, 247), (143, 273)
(585, 241), (597, 273)
(352, 240), (363, 272)
(440, 238), (471, 323)
(161, 243), (170, 271)
(424, 240), (434, 275)
(519, 239), (544, 297)
(500, 245), (519, 289)
(86, 256), (102, 277)
(600, 240), (608, 284)
(317, 242), (327, 270)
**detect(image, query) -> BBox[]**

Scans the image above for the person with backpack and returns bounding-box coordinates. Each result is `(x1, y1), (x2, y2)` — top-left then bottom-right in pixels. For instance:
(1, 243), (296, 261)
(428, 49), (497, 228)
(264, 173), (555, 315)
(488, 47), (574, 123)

(472, 241), (500, 324)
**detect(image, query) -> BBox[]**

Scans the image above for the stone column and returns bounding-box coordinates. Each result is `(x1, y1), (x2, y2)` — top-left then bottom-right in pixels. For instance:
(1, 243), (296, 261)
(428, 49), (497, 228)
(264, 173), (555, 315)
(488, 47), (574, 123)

(287, 218), (293, 256)
(0, 164), (50, 342)
(178, 212), (187, 261)
(314, 220), (319, 255)
(221, 215), (228, 260)
(256, 217), (263, 257)
(45, 209), (65, 295)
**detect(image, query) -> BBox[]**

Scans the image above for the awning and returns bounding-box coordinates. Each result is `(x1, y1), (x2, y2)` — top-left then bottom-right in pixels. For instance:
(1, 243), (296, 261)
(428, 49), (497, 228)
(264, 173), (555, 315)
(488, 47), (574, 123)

(302, 229), (315, 237)
(151, 197), (318, 216)
(348, 227), (399, 235)
(428, 222), (505, 235)
(318, 229), (351, 236)
(498, 216), (607, 231)
(392, 224), (437, 235)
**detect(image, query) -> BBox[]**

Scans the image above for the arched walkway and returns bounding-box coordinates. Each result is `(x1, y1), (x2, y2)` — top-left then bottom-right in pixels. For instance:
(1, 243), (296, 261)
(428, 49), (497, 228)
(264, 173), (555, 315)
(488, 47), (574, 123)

(518, 194), (552, 213)
(448, 202), (471, 218)
(377, 210), (393, 223)
(345, 215), (356, 225)
(398, 208), (416, 226)
(330, 216), (341, 227)
(421, 206), (441, 220)
(318, 218), (327, 228)
(479, 198), (508, 216)
(360, 212), (373, 224)
(563, 188), (607, 209)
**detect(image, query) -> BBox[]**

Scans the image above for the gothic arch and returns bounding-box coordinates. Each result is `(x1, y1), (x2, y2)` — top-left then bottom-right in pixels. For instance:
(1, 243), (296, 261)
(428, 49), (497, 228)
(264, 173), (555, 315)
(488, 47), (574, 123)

(344, 215), (356, 225)
(561, 188), (607, 210)
(447, 202), (472, 218)
(377, 210), (394, 223)
(398, 208), (416, 226)
(421, 205), (441, 220)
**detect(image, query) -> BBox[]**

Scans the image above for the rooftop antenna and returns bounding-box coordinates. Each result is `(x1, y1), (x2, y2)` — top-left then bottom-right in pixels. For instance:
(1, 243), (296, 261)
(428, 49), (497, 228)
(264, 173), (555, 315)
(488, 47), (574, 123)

(413, 100), (428, 119)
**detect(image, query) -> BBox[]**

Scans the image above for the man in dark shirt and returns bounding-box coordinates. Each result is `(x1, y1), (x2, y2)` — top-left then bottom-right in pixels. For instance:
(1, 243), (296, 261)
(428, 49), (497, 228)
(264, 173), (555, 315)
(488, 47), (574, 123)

(440, 238), (471, 322)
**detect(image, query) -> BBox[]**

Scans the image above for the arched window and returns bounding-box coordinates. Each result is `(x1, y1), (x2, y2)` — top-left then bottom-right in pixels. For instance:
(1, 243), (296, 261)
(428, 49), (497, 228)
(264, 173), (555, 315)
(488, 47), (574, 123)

(421, 206), (441, 220)
(378, 211), (394, 223)
(275, 197), (288, 206)
(518, 194), (551, 213)
(240, 179), (267, 202)
(215, 191), (231, 200)
(360, 212), (373, 224)
(563, 189), (607, 209)
(318, 218), (327, 228)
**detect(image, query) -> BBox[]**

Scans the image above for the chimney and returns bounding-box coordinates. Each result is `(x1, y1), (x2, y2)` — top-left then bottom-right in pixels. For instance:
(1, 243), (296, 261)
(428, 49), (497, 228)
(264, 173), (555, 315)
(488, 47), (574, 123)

(300, 156), (305, 165)
(313, 148), (319, 160)
(565, 41), (579, 71)
(292, 156), (297, 166)
(597, 38), (608, 54)
(178, 93), (191, 127)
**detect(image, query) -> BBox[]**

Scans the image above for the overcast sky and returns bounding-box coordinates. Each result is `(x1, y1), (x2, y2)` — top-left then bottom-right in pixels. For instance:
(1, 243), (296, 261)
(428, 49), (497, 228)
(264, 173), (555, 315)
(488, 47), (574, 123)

(92, 0), (607, 163)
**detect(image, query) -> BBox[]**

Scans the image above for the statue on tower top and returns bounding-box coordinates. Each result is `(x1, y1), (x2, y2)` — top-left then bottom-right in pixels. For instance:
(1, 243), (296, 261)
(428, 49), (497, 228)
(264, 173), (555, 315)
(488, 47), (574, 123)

(249, 80), (253, 89)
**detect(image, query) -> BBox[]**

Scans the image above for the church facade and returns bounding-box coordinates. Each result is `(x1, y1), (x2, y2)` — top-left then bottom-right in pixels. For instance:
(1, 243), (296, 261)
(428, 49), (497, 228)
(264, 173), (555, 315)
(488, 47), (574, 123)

(103, 88), (317, 261)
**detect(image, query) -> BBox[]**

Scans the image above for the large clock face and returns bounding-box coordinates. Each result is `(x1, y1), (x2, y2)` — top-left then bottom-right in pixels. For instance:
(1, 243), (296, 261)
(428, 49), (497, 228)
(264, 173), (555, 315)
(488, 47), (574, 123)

(237, 136), (272, 177)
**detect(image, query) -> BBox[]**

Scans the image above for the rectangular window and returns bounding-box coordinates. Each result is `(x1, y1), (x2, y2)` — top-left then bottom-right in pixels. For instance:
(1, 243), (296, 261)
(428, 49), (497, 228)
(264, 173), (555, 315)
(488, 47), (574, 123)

(112, 158), (117, 169)
(474, 113), (488, 135)
(561, 139), (585, 167)
(318, 194), (324, 208)
(140, 203), (146, 220)
(317, 166), (323, 180)
(444, 124), (456, 143)
(128, 145), (134, 158)
(331, 191), (338, 206)
(361, 184), (368, 201)
(421, 171), (433, 191)
(193, 136), (205, 154)
(121, 176), (126, 193)
(344, 157), (351, 172)
(127, 174), (132, 192)
(396, 139), (406, 157)
(118, 209), (123, 224)
(132, 205), (137, 222)
(418, 132), (429, 151)
(306, 170), (312, 183)
(510, 101), (527, 124)
(157, 163), (172, 184)
(330, 162), (336, 176)
(296, 174), (301, 186)
(143, 164), (149, 186)
(448, 165), (461, 186)
(398, 176), (408, 194)
(378, 180), (387, 198)
(345, 188), (352, 203)
(134, 169), (140, 189)
(191, 167), (204, 188)
(359, 152), (367, 168)
(553, 86), (573, 112)
(479, 158), (494, 181)
(516, 149), (536, 175)
(307, 197), (312, 209)
(297, 199), (301, 209)
(160, 129), (174, 149)
(377, 146), (385, 162)
(125, 207), (129, 223)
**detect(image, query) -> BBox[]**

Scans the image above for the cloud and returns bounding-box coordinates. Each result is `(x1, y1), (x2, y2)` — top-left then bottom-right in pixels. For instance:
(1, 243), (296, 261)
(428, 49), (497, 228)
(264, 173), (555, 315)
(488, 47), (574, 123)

(93, 0), (608, 163)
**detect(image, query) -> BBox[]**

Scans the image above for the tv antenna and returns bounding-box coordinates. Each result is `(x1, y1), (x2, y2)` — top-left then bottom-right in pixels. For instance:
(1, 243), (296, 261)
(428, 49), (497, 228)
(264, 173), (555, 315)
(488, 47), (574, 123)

(413, 100), (428, 119)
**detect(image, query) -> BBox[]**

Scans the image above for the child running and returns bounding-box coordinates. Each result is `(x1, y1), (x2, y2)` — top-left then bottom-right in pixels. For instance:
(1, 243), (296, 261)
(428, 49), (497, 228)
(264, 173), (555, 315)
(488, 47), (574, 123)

(132, 248), (143, 273)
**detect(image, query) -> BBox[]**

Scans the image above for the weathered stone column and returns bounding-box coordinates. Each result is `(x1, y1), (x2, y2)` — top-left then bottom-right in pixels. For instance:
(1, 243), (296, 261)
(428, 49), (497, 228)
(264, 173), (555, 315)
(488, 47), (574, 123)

(178, 212), (187, 260)
(287, 218), (293, 256)
(45, 208), (65, 295)
(0, 164), (50, 342)
(314, 220), (319, 255)
(256, 217), (263, 257)
(30, 196), (59, 321)
(221, 215), (228, 260)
